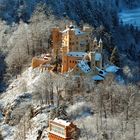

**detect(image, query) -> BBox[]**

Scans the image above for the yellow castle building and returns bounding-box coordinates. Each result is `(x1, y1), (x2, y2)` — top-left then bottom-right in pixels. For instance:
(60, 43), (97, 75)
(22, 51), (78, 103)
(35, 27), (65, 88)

(31, 24), (119, 80)
(51, 24), (103, 76)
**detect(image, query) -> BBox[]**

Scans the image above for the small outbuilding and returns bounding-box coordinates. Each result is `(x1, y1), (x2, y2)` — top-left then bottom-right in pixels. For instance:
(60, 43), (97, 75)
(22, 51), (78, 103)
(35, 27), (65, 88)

(48, 118), (78, 140)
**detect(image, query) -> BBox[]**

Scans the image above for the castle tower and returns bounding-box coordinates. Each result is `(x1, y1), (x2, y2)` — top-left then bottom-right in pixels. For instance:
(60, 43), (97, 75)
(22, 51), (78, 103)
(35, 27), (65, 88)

(94, 49), (102, 69)
(90, 37), (97, 51)
(67, 29), (75, 52)
(98, 38), (103, 53)
(89, 52), (96, 71)
(89, 49), (103, 71)
(93, 37), (98, 48)
(51, 27), (62, 58)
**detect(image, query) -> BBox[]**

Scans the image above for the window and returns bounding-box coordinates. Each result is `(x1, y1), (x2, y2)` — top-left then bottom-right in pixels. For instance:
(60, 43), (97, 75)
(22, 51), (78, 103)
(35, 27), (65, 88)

(50, 124), (65, 136)
(99, 71), (103, 74)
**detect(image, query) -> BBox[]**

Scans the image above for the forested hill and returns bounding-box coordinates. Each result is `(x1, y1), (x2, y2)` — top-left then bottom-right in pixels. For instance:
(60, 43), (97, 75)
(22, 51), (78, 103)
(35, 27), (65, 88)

(1, 0), (139, 59)
(119, 0), (140, 9)
(0, 0), (117, 27)
(0, 0), (140, 24)
(0, 0), (140, 83)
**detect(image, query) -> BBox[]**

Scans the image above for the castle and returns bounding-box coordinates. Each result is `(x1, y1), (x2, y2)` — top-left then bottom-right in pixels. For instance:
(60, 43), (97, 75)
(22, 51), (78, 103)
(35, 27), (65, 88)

(51, 24), (103, 76)
(31, 23), (119, 80)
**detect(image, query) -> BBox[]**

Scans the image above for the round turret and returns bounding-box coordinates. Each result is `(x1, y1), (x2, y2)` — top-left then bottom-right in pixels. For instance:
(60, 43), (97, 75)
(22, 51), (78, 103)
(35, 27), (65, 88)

(99, 38), (103, 44)
(94, 37), (97, 43)
(98, 38), (103, 53)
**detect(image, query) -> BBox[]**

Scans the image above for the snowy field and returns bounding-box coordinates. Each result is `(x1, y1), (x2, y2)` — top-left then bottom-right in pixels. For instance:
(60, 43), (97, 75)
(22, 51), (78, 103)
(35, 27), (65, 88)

(119, 8), (140, 29)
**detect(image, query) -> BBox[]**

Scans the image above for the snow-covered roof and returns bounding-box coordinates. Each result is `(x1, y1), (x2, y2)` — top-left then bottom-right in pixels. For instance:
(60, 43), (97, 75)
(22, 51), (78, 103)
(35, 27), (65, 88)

(105, 65), (119, 73)
(53, 118), (71, 126)
(71, 28), (84, 35)
(67, 52), (87, 57)
(62, 26), (85, 35)
(62, 28), (69, 33)
(96, 67), (107, 77)
(78, 60), (91, 73)
(92, 75), (104, 81)
(95, 53), (102, 61)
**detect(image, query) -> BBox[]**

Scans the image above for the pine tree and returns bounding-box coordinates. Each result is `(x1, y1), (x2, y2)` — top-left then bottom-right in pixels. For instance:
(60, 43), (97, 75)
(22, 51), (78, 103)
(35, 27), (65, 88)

(110, 47), (120, 67)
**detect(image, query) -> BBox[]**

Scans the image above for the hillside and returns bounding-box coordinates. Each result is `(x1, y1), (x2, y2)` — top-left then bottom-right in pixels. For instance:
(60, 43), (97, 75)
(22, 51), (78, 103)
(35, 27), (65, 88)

(0, 67), (140, 140)
(0, 1), (140, 140)
(1, 0), (140, 23)
(0, 0), (140, 71)
(0, 0), (118, 27)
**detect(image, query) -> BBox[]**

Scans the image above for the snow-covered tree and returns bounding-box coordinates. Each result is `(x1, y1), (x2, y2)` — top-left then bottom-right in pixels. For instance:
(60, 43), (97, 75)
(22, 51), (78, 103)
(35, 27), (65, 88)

(110, 47), (120, 66)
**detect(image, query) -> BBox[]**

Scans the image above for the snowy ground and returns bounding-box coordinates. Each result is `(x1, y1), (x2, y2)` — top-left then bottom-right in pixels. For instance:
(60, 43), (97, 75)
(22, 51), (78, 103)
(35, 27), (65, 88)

(119, 8), (140, 29)
(0, 67), (50, 140)
(0, 66), (129, 139)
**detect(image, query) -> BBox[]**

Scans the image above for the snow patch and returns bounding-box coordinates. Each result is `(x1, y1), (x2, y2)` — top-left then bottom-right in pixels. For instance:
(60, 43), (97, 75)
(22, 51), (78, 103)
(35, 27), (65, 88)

(105, 65), (119, 73)
(26, 113), (49, 140)
(92, 75), (104, 81)
(67, 102), (93, 119)
(53, 118), (70, 126)
(62, 26), (85, 35)
(1, 124), (15, 140)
